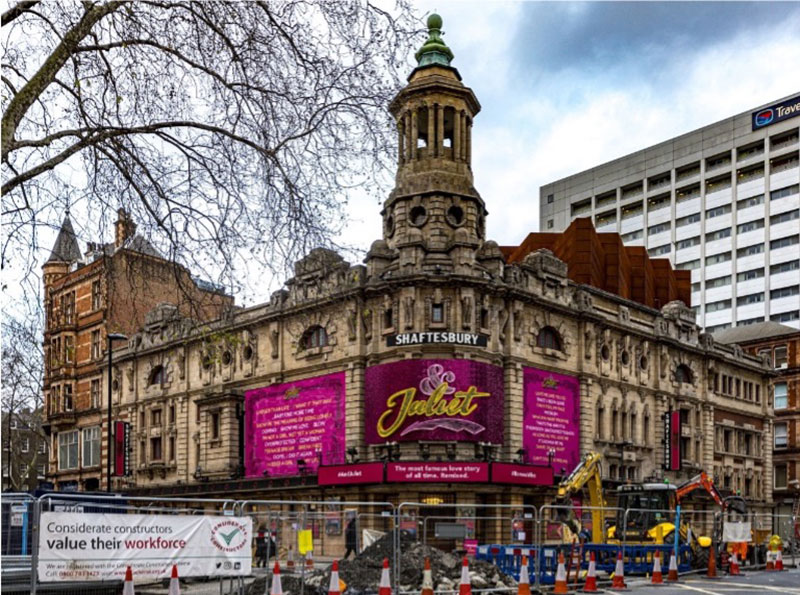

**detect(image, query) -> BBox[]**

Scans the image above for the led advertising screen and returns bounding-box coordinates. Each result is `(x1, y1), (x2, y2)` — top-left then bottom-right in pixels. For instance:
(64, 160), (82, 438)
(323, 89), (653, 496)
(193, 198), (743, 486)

(522, 367), (580, 474)
(245, 372), (346, 477)
(364, 359), (504, 444)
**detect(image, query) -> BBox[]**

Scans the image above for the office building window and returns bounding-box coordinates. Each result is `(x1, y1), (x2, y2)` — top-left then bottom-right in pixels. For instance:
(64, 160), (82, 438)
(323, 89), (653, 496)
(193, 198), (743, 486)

(737, 243), (764, 258)
(772, 285), (799, 300)
(706, 299), (731, 313)
(151, 437), (162, 461)
(770, 235), (799, 251)
(82, 426), (101, 467)
(737, 194), (764, 210)
(771, 311), (800, 323)
(676, 259), (700, 271)
(21, 437), (29, 453)
(211, 412), (220, 440)
(706, 152), (731, 170)
(546, 193), (554, 204)
(706, 228), (732, 242)
(770, 259), (800, 275)
(58, 430), (79, 470)
(691, 282), (701, 292)
(737, 140), (764, 160)
(737, 292), (764, 306)
(648, 244), (671, 257)
(63, 384), (73, 411)
(774, 346), (788, 368)
(770, 184), (799, 201)
(547, 219), (554, 229)
(676, 184), (700, 202)
(151, 409), (162, 426)
(706, 275), (732, 289)
(648, 222), (670, 235)
(676, 213), (701, 227)
(676, 236), (700, 250)
(739, 316), (764, 326)
(736, 268), (764, 282)
(774, 423), (787, 448)
(774, 382), (787, 410)
(775, 464), (788, 489)
(736, 219), (764, 234)
(38, 441), (46, 455)
(647, 193), (670, 210)
(706, 205), (731, 219)
(771, 209), (799, 225)
(64, 335), (74, 363)
(705, 252), (731, 266)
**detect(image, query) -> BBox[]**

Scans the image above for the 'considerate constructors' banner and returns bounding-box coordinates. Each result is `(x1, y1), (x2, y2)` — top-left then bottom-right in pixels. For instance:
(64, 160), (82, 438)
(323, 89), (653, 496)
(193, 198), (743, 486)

(364, 359), (504, 444)
(37, 512), (252, 582)
(245, 372), (346, 477)
(522, 367), (580, 473)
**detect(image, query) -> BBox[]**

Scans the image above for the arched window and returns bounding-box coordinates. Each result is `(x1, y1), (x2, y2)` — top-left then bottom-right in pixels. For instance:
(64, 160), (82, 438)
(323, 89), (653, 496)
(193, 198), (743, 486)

(148, 365), (164, 386)
(675, 364), (693, 384)
(537, 326), (562, 350)
(302, 326), (328, 349)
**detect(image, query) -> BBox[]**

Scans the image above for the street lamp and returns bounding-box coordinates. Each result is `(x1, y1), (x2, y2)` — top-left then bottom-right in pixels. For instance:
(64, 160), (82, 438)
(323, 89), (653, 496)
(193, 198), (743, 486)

(107, 333), (128, 492)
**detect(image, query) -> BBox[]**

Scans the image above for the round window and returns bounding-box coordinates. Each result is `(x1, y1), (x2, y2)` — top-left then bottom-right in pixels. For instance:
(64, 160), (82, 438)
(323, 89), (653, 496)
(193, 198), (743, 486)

(639, 355), (648, 370)
(385, 215), (395, 237)
(410, 206), (427, 226)
(601, 344), (610, 361)
(222, 350), (232, 366)
(477, 215), (485, 237)
(243, 345), (253, 361)
(621, 350), (630, 366)
(202, 355), (212, 370)
(112, 379), (120, 392)
(446, 205), (464, 226)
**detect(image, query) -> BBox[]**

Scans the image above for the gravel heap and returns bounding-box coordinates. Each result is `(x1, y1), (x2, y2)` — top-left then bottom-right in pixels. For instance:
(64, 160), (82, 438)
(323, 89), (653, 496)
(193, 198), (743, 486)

(246, 531), (516, 595)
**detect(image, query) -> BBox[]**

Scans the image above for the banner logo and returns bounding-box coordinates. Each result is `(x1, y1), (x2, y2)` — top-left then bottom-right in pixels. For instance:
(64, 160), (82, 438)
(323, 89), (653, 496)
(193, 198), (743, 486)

(210, 520), (248, 553)
(754, 109), (774, 127)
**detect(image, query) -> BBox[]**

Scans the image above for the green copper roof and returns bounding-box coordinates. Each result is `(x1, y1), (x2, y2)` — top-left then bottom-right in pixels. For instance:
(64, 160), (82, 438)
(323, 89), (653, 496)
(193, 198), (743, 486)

(414, 13), (454, 67)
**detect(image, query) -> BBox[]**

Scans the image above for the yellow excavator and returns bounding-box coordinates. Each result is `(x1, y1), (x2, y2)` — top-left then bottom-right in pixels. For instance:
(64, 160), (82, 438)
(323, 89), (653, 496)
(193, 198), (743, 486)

(553, 452), (606, 543)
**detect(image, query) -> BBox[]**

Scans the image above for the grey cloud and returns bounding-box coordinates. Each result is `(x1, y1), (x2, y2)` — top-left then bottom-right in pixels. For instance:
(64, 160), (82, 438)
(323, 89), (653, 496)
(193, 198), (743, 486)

(512, 2), (800, 82)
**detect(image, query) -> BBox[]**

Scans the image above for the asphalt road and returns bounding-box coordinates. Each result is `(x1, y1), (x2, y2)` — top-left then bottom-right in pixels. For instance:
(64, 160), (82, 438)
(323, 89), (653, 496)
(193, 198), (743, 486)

(622, 567), (800, 595)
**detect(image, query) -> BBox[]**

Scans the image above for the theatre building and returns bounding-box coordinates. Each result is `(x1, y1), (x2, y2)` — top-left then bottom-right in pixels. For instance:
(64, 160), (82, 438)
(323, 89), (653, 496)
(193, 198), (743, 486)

(110, 17), (774, 532)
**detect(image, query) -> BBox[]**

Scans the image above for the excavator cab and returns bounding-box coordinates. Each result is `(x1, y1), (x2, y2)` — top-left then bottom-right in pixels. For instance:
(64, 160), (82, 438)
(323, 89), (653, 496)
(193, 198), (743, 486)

(613, 484), (677, 541)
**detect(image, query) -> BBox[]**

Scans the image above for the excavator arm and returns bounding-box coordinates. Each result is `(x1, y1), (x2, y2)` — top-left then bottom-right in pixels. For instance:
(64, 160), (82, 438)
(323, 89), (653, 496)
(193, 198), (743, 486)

(676, 471), (724, 507)
(554, 452), (606, 543)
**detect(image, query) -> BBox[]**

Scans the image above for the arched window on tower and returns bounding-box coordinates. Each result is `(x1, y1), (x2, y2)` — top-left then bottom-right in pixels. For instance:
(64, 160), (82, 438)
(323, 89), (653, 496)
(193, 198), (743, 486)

(537, 326), (562, 351)
(674, 364), (693, 384)
(443, 106), (455, 151)
(301, 326), (328, 350)
(417, 106), (429, 149)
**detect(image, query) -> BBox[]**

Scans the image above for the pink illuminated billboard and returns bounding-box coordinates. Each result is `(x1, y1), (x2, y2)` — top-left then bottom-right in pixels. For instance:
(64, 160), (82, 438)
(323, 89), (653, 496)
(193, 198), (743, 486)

(522, 368), (580, 474)
(364, 359), (503, 444)
(245, 372), (345, 477)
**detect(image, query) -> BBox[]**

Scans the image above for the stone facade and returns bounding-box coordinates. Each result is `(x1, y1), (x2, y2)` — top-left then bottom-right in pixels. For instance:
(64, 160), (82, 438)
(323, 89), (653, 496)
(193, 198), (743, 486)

(107, 19), (773, 515)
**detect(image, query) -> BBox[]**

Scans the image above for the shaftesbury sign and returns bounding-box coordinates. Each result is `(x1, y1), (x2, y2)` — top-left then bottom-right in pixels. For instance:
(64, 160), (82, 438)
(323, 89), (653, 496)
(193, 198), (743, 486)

(386, 332), (488, 347)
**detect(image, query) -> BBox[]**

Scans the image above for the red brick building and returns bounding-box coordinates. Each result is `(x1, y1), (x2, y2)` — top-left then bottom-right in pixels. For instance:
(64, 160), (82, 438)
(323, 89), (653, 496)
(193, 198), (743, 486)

(43, 209), (233, 491)
(503, 218), (692, 309)
(715, 321), (800, 517)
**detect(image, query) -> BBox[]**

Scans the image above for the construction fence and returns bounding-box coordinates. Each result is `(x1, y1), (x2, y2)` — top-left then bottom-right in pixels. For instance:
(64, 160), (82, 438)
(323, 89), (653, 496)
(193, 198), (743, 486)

(0, 493), (797, 595)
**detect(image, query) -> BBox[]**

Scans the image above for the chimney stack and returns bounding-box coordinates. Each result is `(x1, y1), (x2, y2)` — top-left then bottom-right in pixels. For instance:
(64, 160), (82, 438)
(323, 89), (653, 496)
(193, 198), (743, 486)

(115, 208), (137, 248)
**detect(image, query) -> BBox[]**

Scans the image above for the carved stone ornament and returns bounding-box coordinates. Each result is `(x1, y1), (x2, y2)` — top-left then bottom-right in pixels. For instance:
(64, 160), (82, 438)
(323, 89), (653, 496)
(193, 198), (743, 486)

(572, 288), (594, 312)
(584, 325), (595, 360)
(461, 295), (473, 329)
(618, 306), (630, 324)
(347, 309), (357, 340)
(270, 328), (280, 358)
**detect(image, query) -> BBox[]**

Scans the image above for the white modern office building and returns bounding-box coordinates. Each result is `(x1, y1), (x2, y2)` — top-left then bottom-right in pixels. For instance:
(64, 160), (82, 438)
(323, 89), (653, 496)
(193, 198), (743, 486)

(540, 94), (800, 332)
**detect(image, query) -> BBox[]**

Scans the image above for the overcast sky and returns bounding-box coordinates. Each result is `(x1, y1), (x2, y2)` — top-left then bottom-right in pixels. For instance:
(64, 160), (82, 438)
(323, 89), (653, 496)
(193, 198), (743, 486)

(340, 0), (800, 256)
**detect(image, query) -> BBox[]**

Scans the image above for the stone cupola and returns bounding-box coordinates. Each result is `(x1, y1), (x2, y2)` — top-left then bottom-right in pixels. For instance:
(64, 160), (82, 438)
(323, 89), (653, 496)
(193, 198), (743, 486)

(381, 14), (486, 272)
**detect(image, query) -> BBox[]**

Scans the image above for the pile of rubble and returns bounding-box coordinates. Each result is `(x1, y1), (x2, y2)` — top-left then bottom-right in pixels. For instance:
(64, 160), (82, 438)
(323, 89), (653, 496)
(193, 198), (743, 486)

(246, 531), (516, 595)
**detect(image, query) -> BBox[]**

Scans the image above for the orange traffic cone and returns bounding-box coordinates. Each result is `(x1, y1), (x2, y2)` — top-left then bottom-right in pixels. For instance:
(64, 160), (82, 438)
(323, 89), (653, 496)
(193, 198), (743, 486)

(271, 561), (283, 595)
(329, 560), (342, 595)
(776, 547), (785, 571)
(610, 550), (627, 591)
(651, 550), (663, 585)
(459, 556), (472, 595)
(705, 547), (720, 579)
(306, 551), (314, 570)
(123, 566), (135, 595)
(518, 556), (531, 595)
(379, 558), (392, 595)
(553, 551), (569, 595)
(582, 551), (598, 593)
(168, 565), (181, 595)
(287, 546), (295, 573)
(729, 551), (741, 576)
(667, 551), (679, 582)
(421, 558), (434, 595)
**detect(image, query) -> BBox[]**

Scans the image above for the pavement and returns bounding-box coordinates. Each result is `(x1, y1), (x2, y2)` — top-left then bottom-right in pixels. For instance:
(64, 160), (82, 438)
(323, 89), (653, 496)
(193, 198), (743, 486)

(608, 567), (800, 595)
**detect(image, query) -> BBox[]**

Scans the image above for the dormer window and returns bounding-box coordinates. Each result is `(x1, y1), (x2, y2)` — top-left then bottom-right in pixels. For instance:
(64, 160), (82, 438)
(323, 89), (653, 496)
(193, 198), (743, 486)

(148, 365), (164, 386)
(675, 364), (693, 384)
(302, 326), (328, 349)
(537, 326), (562, 351)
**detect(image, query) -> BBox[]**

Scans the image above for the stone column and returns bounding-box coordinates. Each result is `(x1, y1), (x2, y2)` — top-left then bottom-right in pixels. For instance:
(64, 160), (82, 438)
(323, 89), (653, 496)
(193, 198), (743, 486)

(703, 404), (714, 472)
(579, 375), (594, 456)
(410, 109), (418, 161)
(453, 109), (461, 161)
(426, 105), (435, 157)
(436, 104), (444, 157)
(466, 118), (472, 165)
(762, 419), (773, 503)
(460, 112), (467, 161)
(405, 112), (413, 162)
(397, 121), (404, 165)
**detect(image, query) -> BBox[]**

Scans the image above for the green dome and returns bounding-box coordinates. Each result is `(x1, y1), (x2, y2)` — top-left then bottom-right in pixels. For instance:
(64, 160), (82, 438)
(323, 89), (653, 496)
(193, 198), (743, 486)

(415, 13), (454, 67)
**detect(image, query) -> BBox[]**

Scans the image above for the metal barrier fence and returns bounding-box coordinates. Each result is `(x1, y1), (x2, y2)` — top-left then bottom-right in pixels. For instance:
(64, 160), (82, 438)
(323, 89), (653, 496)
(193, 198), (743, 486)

(2, 493), (797, 595)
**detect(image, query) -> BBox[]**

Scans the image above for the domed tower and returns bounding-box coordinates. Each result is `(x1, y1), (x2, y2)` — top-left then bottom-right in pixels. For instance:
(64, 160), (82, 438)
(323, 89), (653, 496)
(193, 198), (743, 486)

(381, 15), (485, 273)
